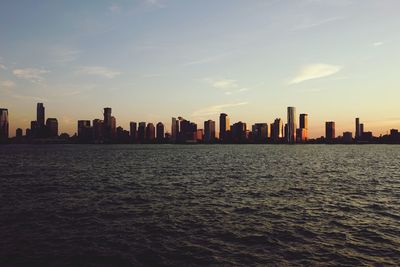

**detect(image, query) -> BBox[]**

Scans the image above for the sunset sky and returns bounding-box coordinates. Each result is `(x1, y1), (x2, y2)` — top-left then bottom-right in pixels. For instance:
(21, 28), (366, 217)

(1, 0), (399, 137)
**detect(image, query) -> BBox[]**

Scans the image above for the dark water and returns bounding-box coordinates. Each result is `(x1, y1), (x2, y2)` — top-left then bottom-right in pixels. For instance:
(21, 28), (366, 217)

(0, 145), (399, 266)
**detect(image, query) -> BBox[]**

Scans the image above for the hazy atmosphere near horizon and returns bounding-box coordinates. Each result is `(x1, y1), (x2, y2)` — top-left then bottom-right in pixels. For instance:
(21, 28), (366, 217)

(1, 0), (400, 137)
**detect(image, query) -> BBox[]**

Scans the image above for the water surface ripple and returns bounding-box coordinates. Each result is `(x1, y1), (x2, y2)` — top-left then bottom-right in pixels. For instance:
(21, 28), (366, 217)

(0, 145), (399, 266)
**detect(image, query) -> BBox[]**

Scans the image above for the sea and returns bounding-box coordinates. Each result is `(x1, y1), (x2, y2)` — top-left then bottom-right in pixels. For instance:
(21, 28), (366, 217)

(0, 144), (399, 266)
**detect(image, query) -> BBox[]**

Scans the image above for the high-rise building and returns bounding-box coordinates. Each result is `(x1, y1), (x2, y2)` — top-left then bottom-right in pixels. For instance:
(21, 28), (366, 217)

(37, 103), (45, 127)
(156, 122), (165, 141)
(355, 118), (361, 139)
(171, 117), (177, 142)
(272, 118), (283, 143)
(252, 123), (268, 143)
(0, 108), (9, 142)
(138, 122), (146, 142)
(219, 113), (230, 142)
(146, 123), (156, 141)
(360, 123), (364, 136)
(111, 116), (116, 138)
(343, 132), (353, 143)
(130, 122), (137, 142)
(16, 128), (23, 139)
(299, 113), (308, 129)
(299, 113), (308, 141)
(46, 118), (58, 137)
(204, 120), (216, 143)
(231, 121), (247, 143)
(93, 119), (103, 141)
(103, 107), (112, 139)
(325, 121), (336, 142)
(296, 128), (307, 143)
(78, 120), (91, 138)
(287, 107), (296, 143)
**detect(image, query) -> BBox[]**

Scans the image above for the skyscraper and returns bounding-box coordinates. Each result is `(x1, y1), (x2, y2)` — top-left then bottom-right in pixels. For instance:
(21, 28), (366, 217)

(146, 123), (155, 141)
(298, 113), (308, 142)
(204, 120), (216, 143)
(299, 113), (308, 130)
(355, 118), (361, 139)
(37, 103), (45, 127)
(325, 121), (336, 142)
(156, 122), (165, 142)
(219, 113), (230, 142)
(103, 107), (112, 139)
(138, 122), (146, 143)
(93, 119), (103, 141)
(46, 118), (58, 137)
(287, 107), (296, 143)
(171, 117), (177, 142)
(0, 108), (9, 142)
(252, 123), (268, 143)
(130, 122), (137, 142)
(272, 118), (283, 143)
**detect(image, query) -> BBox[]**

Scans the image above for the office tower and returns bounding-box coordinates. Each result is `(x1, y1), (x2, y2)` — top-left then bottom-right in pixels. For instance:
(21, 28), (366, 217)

(30, 121), (38, 137)
(130, 122), (137, 142)
(287, 107), (296, 143)
(16, 128), (23, 138)
(343, 132), (353, 144)
(299, 113), (308, 141)
(156, 122), (165, 141)
(355, 118), (361, 139)
(171, 117), (177, 142)
(325, 121), (336, 142)
(204, 120), (216, 143)
(252, 123), (268, 143)
(219, 113), (230, 141)
(93, 119), (103, 141)
(146, 123), (155, 141)
(111, 116), (116, 138)
(46, 118), (58, 137)
(77, 120), (91, 138)
(37, 103), (45, 127)
(296, 128), (307, 143)
(272, 118), (283, 143)
(138, 122), (146, 142)
(196, 129), (204, 142)
(360, 123), (364, 136)
(231, 121), (247, 143)
(0, 108), (9, 141)
(103, 107), (112, 139)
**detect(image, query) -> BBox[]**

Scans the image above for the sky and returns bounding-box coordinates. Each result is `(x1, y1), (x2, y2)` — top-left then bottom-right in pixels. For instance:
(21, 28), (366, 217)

(0, 0), (400, 137)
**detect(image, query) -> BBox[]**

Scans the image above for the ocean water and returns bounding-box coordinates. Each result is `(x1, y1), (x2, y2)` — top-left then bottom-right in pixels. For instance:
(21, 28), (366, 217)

(0, 144), (399, 266)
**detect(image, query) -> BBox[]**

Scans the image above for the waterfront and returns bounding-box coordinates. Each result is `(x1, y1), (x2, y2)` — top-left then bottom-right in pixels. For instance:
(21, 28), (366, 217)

(0, 145), (399, 266)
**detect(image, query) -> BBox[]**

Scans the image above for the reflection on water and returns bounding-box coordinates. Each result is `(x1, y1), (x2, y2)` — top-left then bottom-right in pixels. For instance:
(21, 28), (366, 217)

(0, 145), (399, 266)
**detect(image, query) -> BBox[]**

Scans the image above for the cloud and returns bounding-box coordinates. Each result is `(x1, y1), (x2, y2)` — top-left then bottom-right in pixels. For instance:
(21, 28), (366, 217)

(192, 102), (248, 117)
(0, 64), (6, 70)
(77, 66), (121, 79)
(372, 41), (385, 47)
(145, 0), (165, 8)
(210, 79), (238, 90)
(0, 80), (15, 88)
(289, 64), (342, 85)
(50, 47), (80, 63)
(109, 4), (121, 13)
(13, 68), (49, 82)
(292, 17), (343, 31)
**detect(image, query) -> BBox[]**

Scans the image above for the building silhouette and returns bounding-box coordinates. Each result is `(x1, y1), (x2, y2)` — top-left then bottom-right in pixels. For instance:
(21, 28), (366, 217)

(171, 117), (177, 142)
(93, 119), (103, 142)
(252, 123), (268, 143)
(156, 122), (165, 142)
(271, 118), (283, 143)
(204, 120), (216, 143)
(219, 113), (230, 142)
(355, 118), (361, 139)
(46, 118), (58, 137)
(0, 108), (9, 142)
(146, 123), (156, 142)
(130, 122), (137, 142)
(325, 121), (336, 142)
(287, 107), (296, 143)
(299, 113), (308, 142)
(138, 122), (146, 143)
(231, 121), (247, 143)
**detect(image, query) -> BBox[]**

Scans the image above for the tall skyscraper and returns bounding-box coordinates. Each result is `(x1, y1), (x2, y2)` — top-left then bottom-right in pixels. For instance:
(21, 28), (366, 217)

(219, 113), (230, 141)
(138, 122), (146, 142)
(355, 118), (361, 139)
(111, 116), (116, 138)
(93, 119), (103, 141)
(299, 113), (308, 142)
(204, 120), (216, 143)
(0, 108), (9, 141)
(171, 117), (177, 142)
(287, 107), (296, 143)
(37, 103), (45, 127)
(252, 123), (268, 143)
(299, 113), (308, 129)
(103, 107), (112, 139)
(325, 121), (336, 142)
(130, 122), (137, 142)
(46, 118), (58, 137)
(231, 121), (247, 143)
(156, 122), (165, 141)
(146, 123), (155, 141)
(78, 120), (91, 137)
(272, 118), (283, 143)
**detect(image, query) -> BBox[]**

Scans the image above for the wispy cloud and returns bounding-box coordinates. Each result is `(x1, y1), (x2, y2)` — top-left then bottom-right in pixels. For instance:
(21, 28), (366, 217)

(145, 0), (165, 8)
(183, 52), (231, 66)
(77, 66), (121, 79)
(192, 102), (249, 117)
(0, 64), (6, 70)
(372, 41), (385, 47)
(289, 64), (342, 85)
(292, 17), (343, 31)
(109, 4), (121, 13)
(13, 68), (50, 82)
(50, 47), (81, 63)
(0, 80), (15, 88)
(209, 79), (238, 90)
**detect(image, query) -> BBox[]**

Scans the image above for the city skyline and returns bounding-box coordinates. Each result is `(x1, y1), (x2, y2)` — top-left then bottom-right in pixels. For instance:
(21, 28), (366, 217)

(1, 1), (400, 137)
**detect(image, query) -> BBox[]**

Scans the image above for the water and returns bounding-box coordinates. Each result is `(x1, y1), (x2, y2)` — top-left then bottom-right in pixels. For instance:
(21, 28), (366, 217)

(0, 145), (399, 266)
